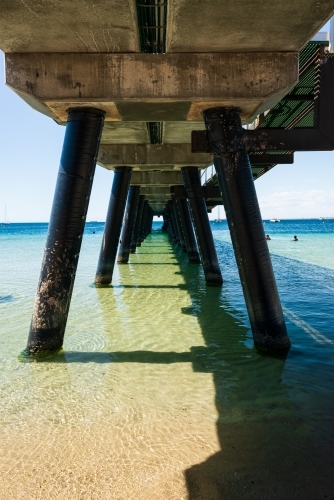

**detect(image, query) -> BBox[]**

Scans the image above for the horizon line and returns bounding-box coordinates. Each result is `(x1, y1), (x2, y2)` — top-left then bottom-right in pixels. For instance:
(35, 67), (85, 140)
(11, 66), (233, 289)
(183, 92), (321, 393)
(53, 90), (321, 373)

(2, 217), (334, 224)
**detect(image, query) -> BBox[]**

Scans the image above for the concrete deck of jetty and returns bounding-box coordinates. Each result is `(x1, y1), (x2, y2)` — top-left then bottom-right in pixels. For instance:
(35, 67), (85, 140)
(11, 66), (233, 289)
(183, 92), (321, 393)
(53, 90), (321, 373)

(2, 1), (334, 212)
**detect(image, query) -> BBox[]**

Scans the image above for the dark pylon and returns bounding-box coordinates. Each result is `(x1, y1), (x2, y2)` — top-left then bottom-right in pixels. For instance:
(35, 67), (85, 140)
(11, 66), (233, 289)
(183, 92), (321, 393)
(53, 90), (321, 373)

(168, 200), (180, 244)
(181, 167), (223, 285)
(172, 199), (187, 251)
(144, 206), (153, 238)
(118, 186), (140, 263)
(165, 202), (176, 242)
(176, 198), (200, 263)
(131, 195), (145, 252)
(138, 200), (148, 245)
(161, 210), (168, 232)
(149, 208), (154, 233)
(94, 167), (132, 285)
(203, 106), (290, 353)
(147, 206), (153, 235)
(129, 195), (140, 254)
(27, 107), (105, 354)
(140, 201), (147, 241)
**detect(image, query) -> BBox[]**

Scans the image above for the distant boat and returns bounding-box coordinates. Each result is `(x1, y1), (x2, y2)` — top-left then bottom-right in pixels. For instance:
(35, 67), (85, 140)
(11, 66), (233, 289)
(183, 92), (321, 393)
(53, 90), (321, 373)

(2, 205), (10, 225)
(215, 205), (223, 222)
(269, 205), (280, 222)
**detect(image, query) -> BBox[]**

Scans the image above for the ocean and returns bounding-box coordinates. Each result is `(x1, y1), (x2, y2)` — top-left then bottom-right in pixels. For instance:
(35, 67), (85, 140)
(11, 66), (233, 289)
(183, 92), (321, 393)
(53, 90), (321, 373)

(0, 219), (333, 499)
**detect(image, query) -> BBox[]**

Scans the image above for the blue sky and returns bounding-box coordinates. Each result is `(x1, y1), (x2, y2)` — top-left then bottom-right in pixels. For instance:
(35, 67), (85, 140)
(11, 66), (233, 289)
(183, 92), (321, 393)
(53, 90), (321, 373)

(1, 48), (333, 223)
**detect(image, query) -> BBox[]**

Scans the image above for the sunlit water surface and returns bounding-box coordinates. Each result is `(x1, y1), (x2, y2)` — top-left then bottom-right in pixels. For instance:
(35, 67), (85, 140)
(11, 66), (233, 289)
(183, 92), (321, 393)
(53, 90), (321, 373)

(0, 220), (333, 499)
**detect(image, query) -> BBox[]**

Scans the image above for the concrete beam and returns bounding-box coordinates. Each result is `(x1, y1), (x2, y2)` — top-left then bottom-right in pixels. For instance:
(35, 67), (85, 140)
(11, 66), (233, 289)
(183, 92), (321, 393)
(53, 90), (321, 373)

(5, 52), (298, 123)
(98, 144), (212, 169)
(1, 0), (332, 55)
(131, 171), (183, 187)
(0, 0), (140, 53)
(140, 187), (171, 196)
(150, 208), (165, 216)
(143, 193), (171, 198)
(101, 122), (149, 145)
(167, 1), (334, 53)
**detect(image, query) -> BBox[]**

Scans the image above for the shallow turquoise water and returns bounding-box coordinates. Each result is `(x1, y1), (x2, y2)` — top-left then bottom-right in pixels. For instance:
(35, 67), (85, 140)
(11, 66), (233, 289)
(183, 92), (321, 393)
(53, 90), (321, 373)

(213, 218), (334, 269)
(0, 220), (333, 498)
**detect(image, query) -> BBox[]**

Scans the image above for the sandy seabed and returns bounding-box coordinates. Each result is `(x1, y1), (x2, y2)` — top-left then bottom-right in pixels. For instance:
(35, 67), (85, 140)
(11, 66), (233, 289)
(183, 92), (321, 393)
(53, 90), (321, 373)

(1, 231), (334, 499)
(1, 368), (333, 500)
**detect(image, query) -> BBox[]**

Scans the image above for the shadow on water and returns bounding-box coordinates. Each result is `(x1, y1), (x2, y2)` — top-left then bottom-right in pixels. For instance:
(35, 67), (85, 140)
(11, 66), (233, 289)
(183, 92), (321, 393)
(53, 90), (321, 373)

(135, 251), (176, 255)
(46, 349), (217, 366)
(126, 262), (179, 265)
(92, 284), (188, 289)
(0, 294), (14, 303)
(45, 232), (334, 498)
(174, 243), (334, 499)
(113, 284), (189, 289)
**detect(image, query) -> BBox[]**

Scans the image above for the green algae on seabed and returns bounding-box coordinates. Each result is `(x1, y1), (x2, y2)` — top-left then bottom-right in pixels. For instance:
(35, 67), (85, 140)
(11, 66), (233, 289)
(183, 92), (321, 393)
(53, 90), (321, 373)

(18, 347), (64, 362)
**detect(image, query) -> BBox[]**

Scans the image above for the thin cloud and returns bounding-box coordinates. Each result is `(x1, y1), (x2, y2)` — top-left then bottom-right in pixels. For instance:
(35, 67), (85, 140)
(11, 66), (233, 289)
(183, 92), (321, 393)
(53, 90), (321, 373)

(258, 190), (334, 218)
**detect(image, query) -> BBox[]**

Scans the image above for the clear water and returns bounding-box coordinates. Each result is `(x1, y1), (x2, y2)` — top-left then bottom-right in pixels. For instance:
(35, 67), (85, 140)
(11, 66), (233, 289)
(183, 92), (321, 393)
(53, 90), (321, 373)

(0, 220), (333, 499)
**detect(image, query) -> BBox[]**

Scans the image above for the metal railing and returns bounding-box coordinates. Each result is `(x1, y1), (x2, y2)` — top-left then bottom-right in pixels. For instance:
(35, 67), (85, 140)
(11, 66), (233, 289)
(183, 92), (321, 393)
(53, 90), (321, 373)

(311, 16), (334, 51)
(201, 164), (215, 186)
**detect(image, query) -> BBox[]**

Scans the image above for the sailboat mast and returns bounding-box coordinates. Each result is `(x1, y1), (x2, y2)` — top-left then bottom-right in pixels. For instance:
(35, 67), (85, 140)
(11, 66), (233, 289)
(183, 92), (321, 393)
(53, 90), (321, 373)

(3, 205), (9, 225)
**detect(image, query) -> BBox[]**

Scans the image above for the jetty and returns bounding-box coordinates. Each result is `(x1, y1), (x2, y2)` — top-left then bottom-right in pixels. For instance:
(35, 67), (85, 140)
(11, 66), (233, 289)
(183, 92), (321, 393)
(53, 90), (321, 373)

(1, 1), (334, 355)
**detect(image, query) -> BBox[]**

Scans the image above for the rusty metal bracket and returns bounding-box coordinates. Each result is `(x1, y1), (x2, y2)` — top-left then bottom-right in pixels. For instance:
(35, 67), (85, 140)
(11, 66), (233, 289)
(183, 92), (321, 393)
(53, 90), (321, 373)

(249, 154), (294, 164)
(170, 185), (221, 199)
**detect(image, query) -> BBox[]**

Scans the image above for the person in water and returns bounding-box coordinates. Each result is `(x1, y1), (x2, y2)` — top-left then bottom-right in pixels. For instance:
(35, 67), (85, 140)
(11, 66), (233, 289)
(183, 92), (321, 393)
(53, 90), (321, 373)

(293, 235), (298, 241)
(266, 234), (271, 240)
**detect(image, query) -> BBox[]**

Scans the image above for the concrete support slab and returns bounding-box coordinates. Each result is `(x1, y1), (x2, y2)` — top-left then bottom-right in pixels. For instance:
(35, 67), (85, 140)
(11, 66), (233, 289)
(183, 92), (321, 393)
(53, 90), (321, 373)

(98, 144), (212, 169)
(166, 1), (334, 53)
(163, 122), (204, 144)
(140, 187), (171, 196)
(130, 171), (183, 187)
(151, 208), (166, 215)
(1, 1), (332, 57)
(143, 194), (171, 200)
(101, 122), (149, 145)
(137, 186), (171, 213)
(0, 0), (140, 53)
(5, 52), (298, 123)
